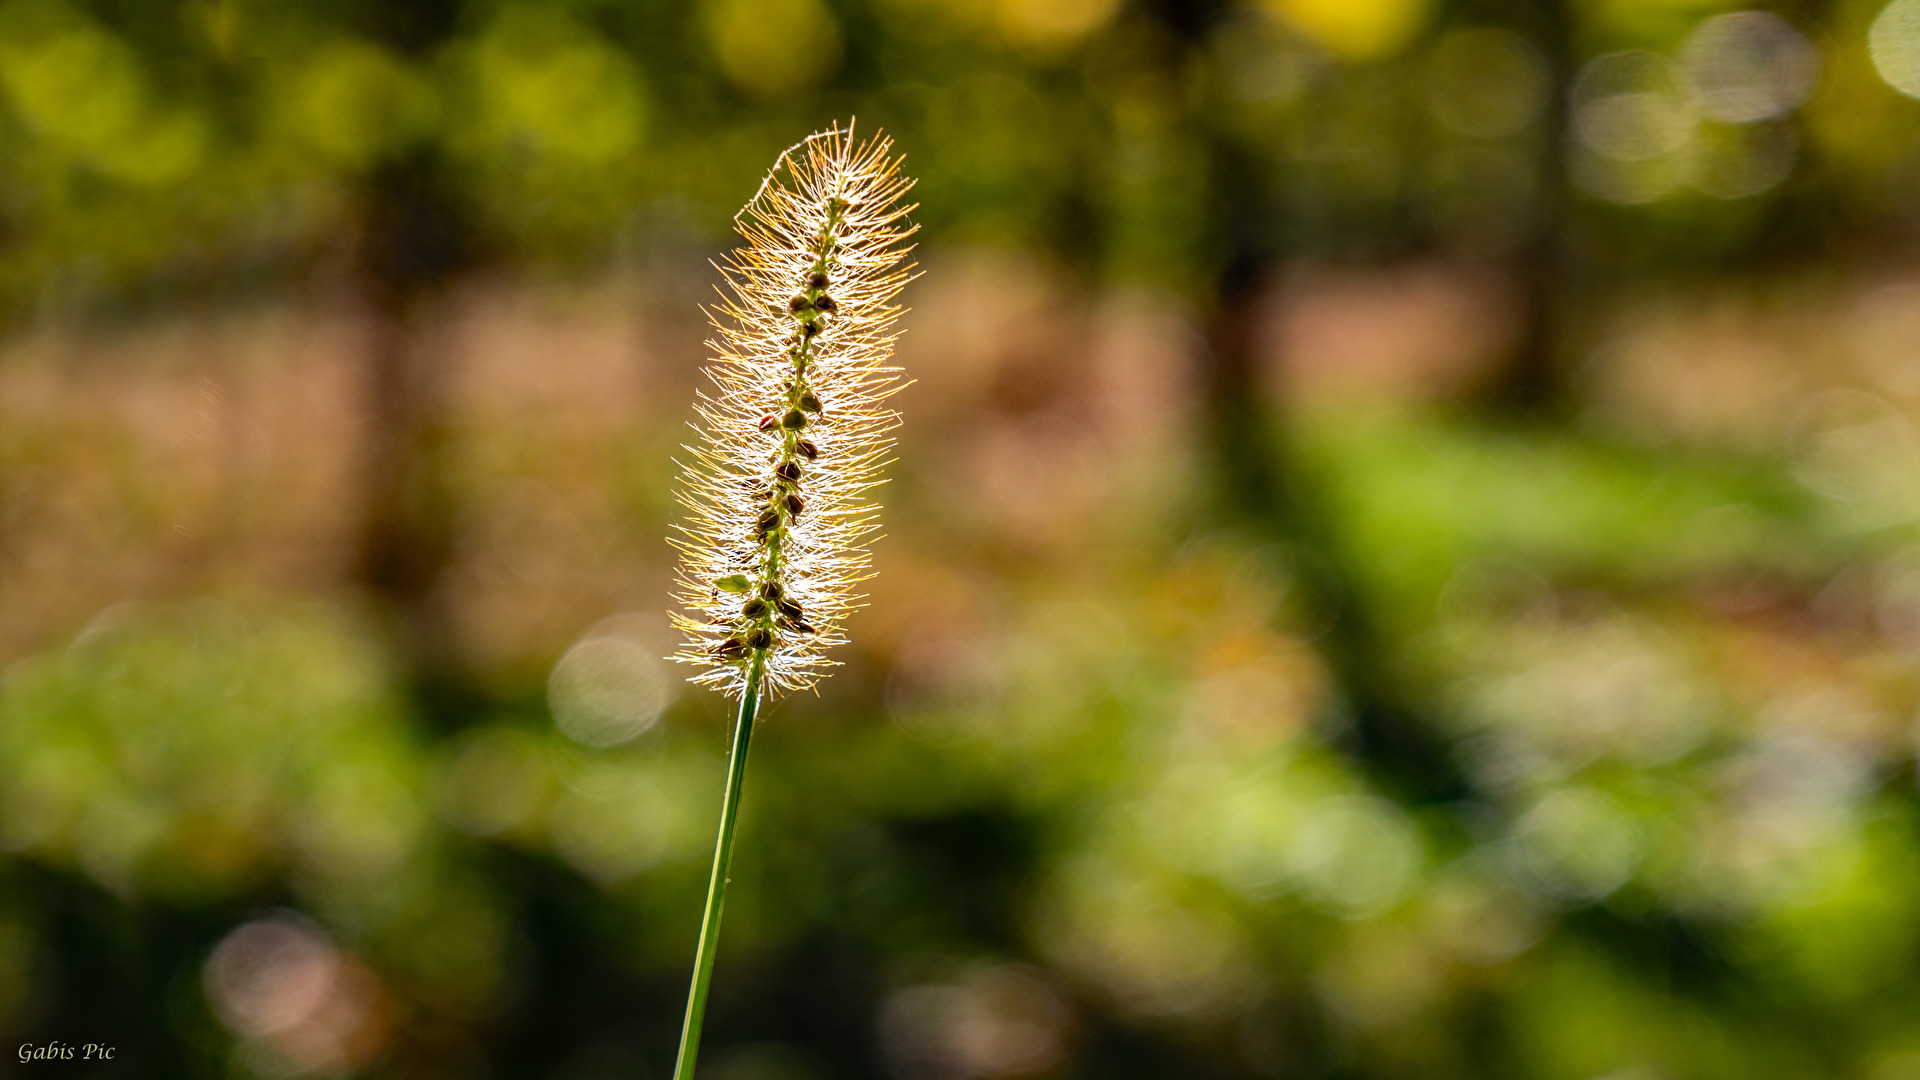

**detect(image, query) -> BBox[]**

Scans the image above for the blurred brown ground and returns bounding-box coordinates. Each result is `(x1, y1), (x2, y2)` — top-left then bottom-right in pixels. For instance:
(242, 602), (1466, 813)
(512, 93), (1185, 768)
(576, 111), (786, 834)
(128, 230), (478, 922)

(4, 250), (1915, 683)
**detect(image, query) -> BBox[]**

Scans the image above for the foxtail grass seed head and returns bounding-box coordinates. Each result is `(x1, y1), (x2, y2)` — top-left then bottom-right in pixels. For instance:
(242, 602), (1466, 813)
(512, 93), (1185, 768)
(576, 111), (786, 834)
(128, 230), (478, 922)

(670, 124), (916, 698)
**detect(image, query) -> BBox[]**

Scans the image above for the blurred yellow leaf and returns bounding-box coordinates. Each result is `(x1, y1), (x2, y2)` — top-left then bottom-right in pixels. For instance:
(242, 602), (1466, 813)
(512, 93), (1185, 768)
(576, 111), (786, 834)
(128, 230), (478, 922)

(1259, 0), (1432, 61)
(284, 39), (436, 171)
(0, 19), (143, 149)
(98, 107), (206, 185)
(994, 0), (1121, 51)
(0, 4), (209, 185)
(445, 10), (648, 169)
(700, 0), (843, 99)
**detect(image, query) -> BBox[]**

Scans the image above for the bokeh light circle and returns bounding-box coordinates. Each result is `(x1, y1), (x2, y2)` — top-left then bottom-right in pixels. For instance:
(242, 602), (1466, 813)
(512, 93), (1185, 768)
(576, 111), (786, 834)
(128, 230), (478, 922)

(1680, 12), (1819, 123)
(1512, 788), (1644, 900)
(204, 916), (340, 1037)
(1424, 27), (1551, 140)
(547, 617), (673, 748)
(1687, 120), (1798, 199)
(1573, 51), (1698, 162)
(1871, 0), (1920, 99)
(1285, 795), (1423, 916)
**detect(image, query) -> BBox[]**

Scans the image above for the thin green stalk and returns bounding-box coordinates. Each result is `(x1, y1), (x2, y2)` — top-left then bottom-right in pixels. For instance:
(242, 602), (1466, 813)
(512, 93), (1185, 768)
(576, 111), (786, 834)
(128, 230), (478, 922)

(672, 653), (764, 1080)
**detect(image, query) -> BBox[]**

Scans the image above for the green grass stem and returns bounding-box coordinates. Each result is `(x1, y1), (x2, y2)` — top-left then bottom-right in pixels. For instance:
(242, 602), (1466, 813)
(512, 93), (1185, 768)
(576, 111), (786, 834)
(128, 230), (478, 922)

(672, 653), (764, 1080)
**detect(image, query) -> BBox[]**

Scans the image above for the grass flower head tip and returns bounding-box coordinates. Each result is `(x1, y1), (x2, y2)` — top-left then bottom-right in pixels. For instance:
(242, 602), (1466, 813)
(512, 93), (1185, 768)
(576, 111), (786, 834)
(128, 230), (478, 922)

(670, 123), (917, 699)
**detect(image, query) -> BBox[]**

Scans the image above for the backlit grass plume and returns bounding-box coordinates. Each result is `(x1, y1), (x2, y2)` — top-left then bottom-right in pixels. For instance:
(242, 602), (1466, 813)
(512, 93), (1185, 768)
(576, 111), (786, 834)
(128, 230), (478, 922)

(667, 123), (915, 1080)
(669, 122), (916, 698)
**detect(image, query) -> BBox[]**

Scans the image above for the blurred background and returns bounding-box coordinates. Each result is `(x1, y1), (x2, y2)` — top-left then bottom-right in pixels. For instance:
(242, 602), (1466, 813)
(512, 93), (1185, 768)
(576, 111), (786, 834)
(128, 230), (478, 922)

(3, 0), (1920, 1077)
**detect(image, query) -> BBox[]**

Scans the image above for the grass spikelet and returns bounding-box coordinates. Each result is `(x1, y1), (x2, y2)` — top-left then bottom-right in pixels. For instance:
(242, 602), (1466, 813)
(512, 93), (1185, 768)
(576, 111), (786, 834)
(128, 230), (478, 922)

(669, 121), (917, 699)
(667, 122), (915, 1080)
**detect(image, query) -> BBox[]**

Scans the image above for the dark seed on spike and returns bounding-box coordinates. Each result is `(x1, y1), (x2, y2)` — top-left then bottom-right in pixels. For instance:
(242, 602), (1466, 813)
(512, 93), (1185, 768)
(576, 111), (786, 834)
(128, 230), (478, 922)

(757, 511), (780, 534)
(784, 493), (806, 516)
(715, 637), (746, 657)
(747, 628), (774, 649)
(777, 598), (803, 620)
(815, 295), (837, 313)
(797, 440), (819, 460)
(808, 273), (828, 290)
(799, 393), (822, 413)
(790, 621), (816, 634)
(789, 295), (809, 312)
(741, 598), (769, 618)
(759, 581), (783, 600)
(782, 409), (807, 430)
(775, 461), (802, 483)
(801, 321), (820, 338)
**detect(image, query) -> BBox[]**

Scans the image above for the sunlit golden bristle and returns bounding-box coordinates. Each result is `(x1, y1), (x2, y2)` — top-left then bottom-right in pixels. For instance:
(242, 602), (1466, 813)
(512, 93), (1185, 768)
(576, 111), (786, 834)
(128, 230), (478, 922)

(668, 123), (917, 699)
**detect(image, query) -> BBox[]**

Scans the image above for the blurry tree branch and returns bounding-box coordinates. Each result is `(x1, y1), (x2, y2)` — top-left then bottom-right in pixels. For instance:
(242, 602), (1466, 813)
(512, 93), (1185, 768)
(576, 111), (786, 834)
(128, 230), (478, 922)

(1145, 0), (1473, 805)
